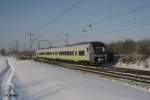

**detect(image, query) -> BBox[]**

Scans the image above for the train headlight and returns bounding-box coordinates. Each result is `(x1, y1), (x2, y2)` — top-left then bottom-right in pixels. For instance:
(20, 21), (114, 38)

(98, 58), (103, 62)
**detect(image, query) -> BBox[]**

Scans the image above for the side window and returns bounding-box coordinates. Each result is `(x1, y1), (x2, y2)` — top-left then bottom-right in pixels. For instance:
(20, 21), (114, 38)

(40, 52), (44, 55)
(75, 51), (77, 56)
(55, 52), (57, 55)
(79, 50), (85, 56)
(47, 52), (50, 55)
(71, 51), (74, 56)
(59, 52), (62, 55)
(82, 51), (85, 56)
(50, 52), (52, 55)
(79, 51), (81, 56)
(62, 51), (65, 55)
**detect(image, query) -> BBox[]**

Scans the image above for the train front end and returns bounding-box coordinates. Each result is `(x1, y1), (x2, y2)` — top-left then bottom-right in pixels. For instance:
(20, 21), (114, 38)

(91, 42), (107, 65)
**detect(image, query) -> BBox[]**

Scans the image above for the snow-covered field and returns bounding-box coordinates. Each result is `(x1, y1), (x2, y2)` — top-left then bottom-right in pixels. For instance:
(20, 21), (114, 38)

(0, 57), (149, 100)
(0, 57), (15, 100)
(0, 56), (6, 72)
(114, 58), (150, 71)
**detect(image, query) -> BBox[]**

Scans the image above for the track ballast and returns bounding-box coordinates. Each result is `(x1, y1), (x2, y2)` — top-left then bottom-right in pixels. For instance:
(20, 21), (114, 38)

(34, 59), (150, 89)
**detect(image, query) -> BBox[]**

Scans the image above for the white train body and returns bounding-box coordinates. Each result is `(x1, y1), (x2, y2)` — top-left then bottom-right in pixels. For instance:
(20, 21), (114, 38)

(35, 42), (107, 65)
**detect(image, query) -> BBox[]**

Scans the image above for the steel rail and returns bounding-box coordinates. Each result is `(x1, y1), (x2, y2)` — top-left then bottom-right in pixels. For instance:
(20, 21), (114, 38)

(34, 59), (150, 88)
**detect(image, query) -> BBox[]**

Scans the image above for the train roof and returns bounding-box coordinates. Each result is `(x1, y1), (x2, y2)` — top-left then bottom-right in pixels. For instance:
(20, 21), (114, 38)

(38, 41), (105, 51)
(67, 41), (104, 46)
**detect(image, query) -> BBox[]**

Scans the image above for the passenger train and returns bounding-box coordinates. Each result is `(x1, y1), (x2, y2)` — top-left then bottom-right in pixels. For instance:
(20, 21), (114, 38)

(35, 41), (107, 65)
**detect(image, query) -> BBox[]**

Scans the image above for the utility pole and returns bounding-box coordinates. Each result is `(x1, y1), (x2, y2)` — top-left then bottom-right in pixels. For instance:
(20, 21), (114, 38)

(64, 33), (70, 45)
(25, 32), (41, 51)
(15, 41), (18, 53)
(29, 33), (32, 50)
(29, 32), (34, 50)
(12, 40), (19, 54)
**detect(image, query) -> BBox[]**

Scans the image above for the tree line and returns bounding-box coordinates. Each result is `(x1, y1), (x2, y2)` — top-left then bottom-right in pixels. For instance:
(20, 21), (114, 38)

(107, 39), (150, 61)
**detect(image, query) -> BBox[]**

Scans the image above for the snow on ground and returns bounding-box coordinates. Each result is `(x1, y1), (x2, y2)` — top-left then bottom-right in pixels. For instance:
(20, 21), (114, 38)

(0, 56), (6, 100)
(114, 58), (150, 71)
(0, 57), (16, 100)
(6, 57), (150, 100)
(0, 56), (6, 72)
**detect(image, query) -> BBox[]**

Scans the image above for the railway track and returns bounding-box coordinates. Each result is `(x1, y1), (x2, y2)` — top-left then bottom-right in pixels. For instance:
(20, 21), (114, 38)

(34, 59), (150, 89)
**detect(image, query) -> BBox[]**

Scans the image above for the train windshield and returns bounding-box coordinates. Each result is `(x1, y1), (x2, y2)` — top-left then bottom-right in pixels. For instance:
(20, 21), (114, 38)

(92, 42), (106, 55)
(94, 47), (105, 55)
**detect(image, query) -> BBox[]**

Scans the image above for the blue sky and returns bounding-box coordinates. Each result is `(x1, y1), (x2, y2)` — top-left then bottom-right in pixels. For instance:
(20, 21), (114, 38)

(0, 0), (150, 50)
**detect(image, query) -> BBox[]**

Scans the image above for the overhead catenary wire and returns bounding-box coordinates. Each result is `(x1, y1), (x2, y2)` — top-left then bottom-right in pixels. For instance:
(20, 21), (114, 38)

(68, 2), (150, 33)
(40, 0), (83, 30)
(92, 2), (150, 26)
(26, 0), (83, 49)
(35, 1), (150, 47)
(70, 18), (150, 43)
(103, 21), (150, 35)
(54, 1), (150, 45)
(38, 1), (150, 38)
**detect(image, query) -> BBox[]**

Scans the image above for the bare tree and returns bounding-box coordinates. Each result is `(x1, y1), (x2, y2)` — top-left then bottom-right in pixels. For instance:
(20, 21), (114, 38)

(0, 49), (6, 55)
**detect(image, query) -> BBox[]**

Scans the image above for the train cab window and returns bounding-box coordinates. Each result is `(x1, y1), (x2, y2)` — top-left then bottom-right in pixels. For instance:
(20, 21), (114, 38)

(95, 47), (105, 55)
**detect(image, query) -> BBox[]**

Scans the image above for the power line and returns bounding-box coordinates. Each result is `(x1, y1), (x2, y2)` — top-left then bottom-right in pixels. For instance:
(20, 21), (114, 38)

(92, 3), (150, 26)
(35, 1), (150, 46)
(24, 0), (83, 49)
(41, 0), (83, 30)
(38, 40), (52, 49)
(103, 21), (150, 35)
(68, 19), (150, 43)
(25, 32), (41, 50)
(68, 2), (150, 33)
(64, 33), (71, 45)
(33, 0), (83, 44)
